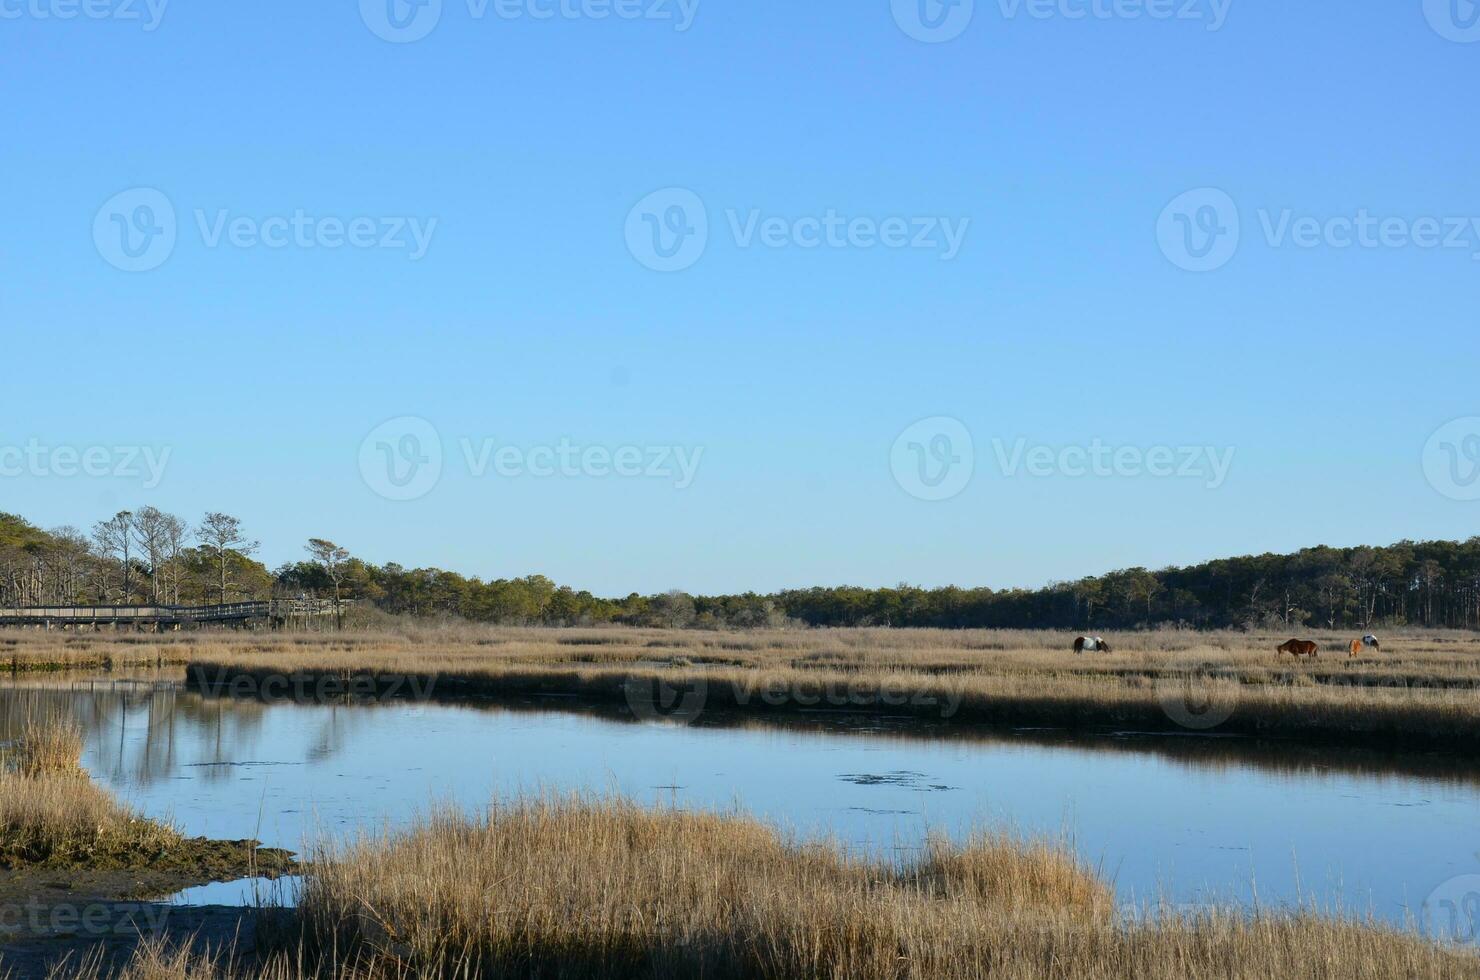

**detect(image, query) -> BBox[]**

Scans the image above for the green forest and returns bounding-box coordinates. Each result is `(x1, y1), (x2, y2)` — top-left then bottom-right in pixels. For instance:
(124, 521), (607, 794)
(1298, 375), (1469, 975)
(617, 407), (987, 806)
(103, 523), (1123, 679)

(3, 509), (1478, 631)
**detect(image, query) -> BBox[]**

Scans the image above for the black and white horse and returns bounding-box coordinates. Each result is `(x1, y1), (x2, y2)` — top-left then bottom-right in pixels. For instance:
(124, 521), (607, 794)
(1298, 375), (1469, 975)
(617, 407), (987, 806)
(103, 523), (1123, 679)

(1073, 635), (1111, 655)
(1349, 634), (1381, 657)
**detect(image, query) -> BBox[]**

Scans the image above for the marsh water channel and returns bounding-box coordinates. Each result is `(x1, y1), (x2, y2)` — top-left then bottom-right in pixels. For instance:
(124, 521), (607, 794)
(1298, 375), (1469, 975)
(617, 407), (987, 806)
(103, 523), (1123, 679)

(4, 673), (1478, 931)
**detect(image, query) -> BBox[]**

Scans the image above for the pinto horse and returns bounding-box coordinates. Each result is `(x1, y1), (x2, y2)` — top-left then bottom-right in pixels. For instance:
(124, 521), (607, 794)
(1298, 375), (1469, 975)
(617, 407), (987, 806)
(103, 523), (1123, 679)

(1278, 638), (1320, 659)
(1073, 635), (1111, 655)
(1349, 634), (1380, 658)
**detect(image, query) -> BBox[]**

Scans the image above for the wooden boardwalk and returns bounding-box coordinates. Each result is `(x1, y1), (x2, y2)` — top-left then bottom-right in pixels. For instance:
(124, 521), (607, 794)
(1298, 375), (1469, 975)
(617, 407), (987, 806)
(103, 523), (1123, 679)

(0, 600), (345, 629)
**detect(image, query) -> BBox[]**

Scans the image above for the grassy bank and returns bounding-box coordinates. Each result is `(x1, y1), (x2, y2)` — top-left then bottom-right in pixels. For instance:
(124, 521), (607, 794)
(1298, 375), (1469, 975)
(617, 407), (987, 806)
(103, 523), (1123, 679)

(0, 718), (293, 874)
(156, 624), (1480, 752)
(45, 794), (1480, 979)
(0, 719), (182, 868)
(0, 633), (200, 673)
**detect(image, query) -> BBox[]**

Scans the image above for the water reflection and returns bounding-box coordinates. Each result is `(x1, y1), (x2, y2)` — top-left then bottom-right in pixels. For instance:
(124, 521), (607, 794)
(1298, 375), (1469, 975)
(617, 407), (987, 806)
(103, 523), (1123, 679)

(2, 672), (1478, 926)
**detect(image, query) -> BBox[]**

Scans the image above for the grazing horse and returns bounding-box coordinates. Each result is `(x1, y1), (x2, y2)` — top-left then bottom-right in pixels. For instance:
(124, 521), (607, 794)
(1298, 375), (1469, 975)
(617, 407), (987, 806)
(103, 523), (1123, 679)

(1278, 638), (1320, 659)
(1349, 634), (1380, 658)
(1073, 635), (1111, 655)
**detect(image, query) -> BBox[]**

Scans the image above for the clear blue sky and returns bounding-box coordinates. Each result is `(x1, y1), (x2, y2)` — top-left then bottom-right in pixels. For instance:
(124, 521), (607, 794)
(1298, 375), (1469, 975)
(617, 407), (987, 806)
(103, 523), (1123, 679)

(2, 1), (1478, 595)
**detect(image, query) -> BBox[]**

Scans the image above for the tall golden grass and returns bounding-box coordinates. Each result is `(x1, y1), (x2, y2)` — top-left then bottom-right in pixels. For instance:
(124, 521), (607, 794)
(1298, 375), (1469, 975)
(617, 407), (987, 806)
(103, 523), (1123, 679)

(39, 794), (1480, 979)
(0, 718), (180, 867)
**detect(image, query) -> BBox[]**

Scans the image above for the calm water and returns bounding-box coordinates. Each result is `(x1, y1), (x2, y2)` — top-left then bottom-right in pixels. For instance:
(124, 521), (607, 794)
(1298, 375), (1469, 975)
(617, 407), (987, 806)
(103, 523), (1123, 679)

(5, 675), (1479, 927)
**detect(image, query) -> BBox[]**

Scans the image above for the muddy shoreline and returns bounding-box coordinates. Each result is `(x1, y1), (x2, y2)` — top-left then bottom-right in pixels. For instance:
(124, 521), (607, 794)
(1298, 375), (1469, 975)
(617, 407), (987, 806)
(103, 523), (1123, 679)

(0, 841), (295, 978)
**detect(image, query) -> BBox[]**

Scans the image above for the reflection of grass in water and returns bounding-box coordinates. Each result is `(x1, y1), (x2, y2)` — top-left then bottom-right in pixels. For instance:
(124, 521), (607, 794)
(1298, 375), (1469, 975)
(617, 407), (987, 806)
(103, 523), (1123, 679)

(6, 658), (1480, 806)
(44, 793), (1480, 979)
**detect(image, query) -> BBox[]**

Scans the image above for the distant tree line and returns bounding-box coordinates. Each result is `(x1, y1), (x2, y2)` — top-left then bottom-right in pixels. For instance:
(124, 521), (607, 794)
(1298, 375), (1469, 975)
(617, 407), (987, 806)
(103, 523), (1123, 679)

(4, 510), (1479, 631)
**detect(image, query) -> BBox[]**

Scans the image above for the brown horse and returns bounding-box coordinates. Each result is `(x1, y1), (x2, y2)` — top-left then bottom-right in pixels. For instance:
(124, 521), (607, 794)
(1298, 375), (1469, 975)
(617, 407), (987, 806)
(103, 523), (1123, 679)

(1278, 639), (1319, 659)
(1349, 634), (1380, 658)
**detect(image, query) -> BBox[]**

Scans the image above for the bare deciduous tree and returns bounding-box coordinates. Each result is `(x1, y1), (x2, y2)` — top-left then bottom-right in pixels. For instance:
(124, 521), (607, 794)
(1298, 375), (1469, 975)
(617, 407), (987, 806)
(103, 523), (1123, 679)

(197, 512), (258, 605)
(160, 513), (190, 604)
(306, 538), (350, 630)
(92, 511), (133, 602)
(47, 526), (91, 604)
(132, 506), (172, 604)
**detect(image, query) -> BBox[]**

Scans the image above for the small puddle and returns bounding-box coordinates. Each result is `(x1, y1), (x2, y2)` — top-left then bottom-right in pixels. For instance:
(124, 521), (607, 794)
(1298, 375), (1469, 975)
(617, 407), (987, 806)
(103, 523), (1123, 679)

(168, 876), (301, 908)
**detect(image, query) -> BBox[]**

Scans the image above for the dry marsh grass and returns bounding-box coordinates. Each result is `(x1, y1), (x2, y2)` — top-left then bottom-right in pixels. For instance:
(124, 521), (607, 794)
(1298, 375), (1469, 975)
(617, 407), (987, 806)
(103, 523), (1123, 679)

(287, 795), (1113, 977)
(6, 624), (1480, 747)
(40, 795), (1480, 979)
(4, 718), (85, 777)
(134, 624), (1480, 750)
(0, 718), (181, 867)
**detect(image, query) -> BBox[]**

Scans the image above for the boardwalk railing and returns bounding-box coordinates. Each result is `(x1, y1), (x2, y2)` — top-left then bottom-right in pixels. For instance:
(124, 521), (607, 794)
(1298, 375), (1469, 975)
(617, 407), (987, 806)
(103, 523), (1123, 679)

(0, 599), (352, 627)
